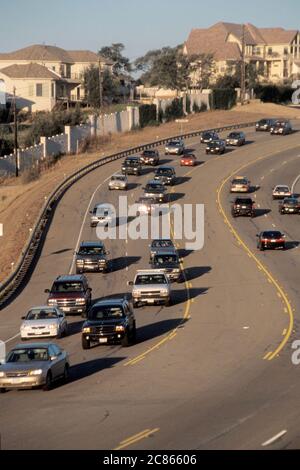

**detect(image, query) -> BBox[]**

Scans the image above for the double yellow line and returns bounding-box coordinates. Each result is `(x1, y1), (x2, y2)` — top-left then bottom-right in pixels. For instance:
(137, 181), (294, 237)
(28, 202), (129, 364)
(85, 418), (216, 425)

(115, 428), (160, 450)
(124, 185), (192, 367)
(216, 148), (297, 360)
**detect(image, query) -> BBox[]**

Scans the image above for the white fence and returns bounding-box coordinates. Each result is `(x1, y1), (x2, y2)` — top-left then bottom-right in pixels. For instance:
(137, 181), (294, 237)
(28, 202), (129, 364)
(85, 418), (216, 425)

(0, 107), (140, 176)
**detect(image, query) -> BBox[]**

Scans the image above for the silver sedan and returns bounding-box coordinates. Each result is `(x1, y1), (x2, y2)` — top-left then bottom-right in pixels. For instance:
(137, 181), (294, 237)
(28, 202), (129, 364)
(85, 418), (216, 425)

(20, 306), (68, 339)
(0, 343), (70, 392)
(108, 174), (128, 190)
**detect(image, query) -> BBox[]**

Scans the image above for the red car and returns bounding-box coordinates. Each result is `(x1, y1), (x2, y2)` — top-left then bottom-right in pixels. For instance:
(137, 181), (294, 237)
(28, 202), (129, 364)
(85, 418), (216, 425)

(256, 231), (286, 251)
(180, 154), (197, 166)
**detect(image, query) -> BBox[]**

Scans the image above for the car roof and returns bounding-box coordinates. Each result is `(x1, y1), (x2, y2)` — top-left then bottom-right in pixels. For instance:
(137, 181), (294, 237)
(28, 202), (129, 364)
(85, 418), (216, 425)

(156, 166), (174, 170)
(154, 250), (178, 256)
(27, 305), (59, 310)
(13, 343), (55, 350)
(55, 274), (85, 282)
(136, 270), (167, 275)
(275, 185), (289, 188)
(147, 179), (163, 185)
(93, 203), (112, 209)
(151, 238), (173, 243)
(92, 298), (126, 307)
(125, 156), (139, 160)
(80, 241), (104, 247)
(112, 173), (126, 177)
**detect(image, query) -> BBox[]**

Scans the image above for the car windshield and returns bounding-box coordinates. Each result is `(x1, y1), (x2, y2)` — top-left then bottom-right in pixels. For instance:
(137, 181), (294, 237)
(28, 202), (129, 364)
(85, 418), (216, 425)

(232, 179), (248, 185)
(168, 141), (181, 147)
(146, 184), (163, 191)
(78, 246), (104, 255)
(285, 199), (298, 205)
(135, 274), (167, 285)
(235, 199), (252, 205)
(228, 133), (240, 138)
(89, 306), (124, 320)
(125, 159), (139, 166)
(143, 151), (155, 156)
(152, 240), (173, 248)
(275, 122), (287, 127)
(139, 198), (153, 204)
(154, 255), (178, 264)
(276, 186), (289, 192)
(203, 133), (213, 138)
(262, 232), (282, 239)
(7, 348), (49, 363)
(52, 282), (84, 293)
(93, 207), (111, 216)
(156, 168), (172, 175)
(26, 309), (59, 320)
(111, 176), (125, 181)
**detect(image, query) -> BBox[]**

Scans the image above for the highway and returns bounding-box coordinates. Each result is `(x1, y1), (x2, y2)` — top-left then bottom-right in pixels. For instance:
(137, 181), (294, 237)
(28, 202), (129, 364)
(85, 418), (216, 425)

(0, 123), (300, 450)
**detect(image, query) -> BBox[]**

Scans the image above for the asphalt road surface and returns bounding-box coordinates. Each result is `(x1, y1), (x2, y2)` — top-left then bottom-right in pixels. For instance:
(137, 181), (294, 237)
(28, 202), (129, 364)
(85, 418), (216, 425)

(0, 124), (300, 450)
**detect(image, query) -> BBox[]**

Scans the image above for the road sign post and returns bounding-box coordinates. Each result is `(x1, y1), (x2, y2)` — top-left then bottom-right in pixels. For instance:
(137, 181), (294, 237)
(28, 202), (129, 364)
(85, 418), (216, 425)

(175, 119), (189, 135)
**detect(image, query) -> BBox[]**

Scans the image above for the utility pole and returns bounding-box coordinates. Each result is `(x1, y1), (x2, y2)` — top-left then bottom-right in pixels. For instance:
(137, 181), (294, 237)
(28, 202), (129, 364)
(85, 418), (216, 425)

(13, 87), (19, 177)
(241, 24), (246, 105)
(98, 59), (104, 136)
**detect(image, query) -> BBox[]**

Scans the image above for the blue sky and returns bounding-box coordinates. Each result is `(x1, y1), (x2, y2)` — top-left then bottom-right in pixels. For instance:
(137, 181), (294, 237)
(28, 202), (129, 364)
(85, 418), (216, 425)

(0, 0), (299, 61)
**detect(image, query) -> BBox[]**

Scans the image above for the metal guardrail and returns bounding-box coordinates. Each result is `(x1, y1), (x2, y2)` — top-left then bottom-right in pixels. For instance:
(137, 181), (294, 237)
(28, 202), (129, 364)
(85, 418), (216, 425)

(0, 121), (256, 308)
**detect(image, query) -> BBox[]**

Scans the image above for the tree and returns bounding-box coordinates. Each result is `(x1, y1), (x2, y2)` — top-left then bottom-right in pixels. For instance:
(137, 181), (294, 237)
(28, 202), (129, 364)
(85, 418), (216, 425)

(216, 62), (259, 90)
(99, 43), (131, 75)
(83, 65), (118, 108)
(135, 47), (214, 90)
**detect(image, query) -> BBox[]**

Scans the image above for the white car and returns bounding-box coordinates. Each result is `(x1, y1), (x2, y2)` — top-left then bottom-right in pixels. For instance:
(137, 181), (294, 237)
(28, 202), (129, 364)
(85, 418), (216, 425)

(165, 140), (185, 155)
(108, 174), (128, 191)
(90, 203), (115, 227)
(20, 306), (68, 340)
(272, 185), (292, 200)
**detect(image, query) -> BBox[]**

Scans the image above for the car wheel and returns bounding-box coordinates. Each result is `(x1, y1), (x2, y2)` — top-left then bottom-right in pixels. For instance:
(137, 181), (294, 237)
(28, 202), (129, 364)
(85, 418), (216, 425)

(133, 301), (139, 309)
(43, 372), (52, 391)
(0, 388), (7, 394)
(165, 297), (172, 307)
(131, 324), (137, 344)
(259, 245), (264, 251)
(82, 336), (90, 350)
(62, 364), (70, 383)
(76, 269), (82, 274)
(121, 332), (130, 347)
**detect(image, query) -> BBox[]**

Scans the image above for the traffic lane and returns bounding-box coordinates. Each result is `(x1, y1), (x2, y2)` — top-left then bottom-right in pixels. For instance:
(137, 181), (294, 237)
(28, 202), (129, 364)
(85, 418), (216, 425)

(224, 147), (300, 315)
(1, 126), (298, 450)
(0, 131), (285, 449)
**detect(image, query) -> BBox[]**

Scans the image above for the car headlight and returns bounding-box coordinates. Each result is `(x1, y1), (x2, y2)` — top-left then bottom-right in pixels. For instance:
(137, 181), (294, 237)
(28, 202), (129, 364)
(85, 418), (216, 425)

(29, 369), (43, 376)
(83, 327), (91, 333)
(133, 290), (141, 297)
(49, 324), (57, 330)
(161, 289), (169, 296)
(115, 325), (125, 332)
(76, 298), (86, 305)
(0, 372), (5, 378)
(76, 260), (84, 265)
(48, 299), (57, 305)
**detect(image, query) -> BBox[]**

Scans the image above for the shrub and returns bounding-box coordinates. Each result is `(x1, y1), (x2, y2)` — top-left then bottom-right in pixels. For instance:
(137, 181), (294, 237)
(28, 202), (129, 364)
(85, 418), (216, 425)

(164, 98), (184, 121)
(139, 104), (157, 128)
(255, 85), (293, 104)
(211, 89), (237, 109)
(200, 102), (208, 112)
(21, 165), (40, 184)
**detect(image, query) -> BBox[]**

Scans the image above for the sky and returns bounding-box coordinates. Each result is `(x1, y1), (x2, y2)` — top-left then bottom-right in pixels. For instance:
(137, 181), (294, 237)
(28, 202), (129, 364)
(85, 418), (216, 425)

(0, 0), (299, 62)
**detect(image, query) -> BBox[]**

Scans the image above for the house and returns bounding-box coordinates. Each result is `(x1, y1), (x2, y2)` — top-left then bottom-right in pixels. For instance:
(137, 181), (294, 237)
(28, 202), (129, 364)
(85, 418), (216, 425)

(184, 22), (300, 85)
(0, 44), (113, 111)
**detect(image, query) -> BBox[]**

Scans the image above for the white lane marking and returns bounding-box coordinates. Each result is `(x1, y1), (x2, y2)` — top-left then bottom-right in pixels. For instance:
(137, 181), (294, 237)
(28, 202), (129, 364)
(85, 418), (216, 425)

(5, 333), (21, 344)
(272, 224), (276, 228)
(264, 214), (268, 218)
(0, 223), (3, 237)
(261, 176), (265, 181)
(291, 173), (300, 194)
(69, 174), (112, 274)
(262, 430), (287, 447)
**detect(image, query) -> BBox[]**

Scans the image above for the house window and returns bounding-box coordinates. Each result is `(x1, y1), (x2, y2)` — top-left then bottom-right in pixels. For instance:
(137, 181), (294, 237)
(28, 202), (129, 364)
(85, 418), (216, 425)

(255, 47), (261, 55)
(284, 48), (289, 55)
(268, 48), (273, 55)
(51, 82), (55, 98)
(36, 83), (43, 97)
(52, 66), (56, 71)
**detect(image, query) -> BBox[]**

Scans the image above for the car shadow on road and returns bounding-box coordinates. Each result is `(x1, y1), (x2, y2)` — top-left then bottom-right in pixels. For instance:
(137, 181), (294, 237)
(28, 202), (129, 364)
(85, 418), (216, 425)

(174, 176), (192, 186)
(136, 318), (188, 344)
(254, 209), (271, 218)
(68, 357), (125, 384)
(66, 320), (84, 337)
(285, 241), (299, 251)
(159, 158), (173, 165)
(168, 192), (185, 203)
(127, 183), (141, 191)
(50, 248), (73, 256)
(110, 256), (141, 273)
(171, 287), (209, 306)
(178, 249), (194, 259)
(250, 185), (260, 193)
(183, 266), (212, 282)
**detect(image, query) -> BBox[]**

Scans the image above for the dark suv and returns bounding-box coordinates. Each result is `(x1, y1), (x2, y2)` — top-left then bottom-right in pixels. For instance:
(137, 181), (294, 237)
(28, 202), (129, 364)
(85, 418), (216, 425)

(75, 241), (110, 274)
(206, 140), (226, 155)
(122, 156), (142, 175)
(45, 275), (92, 317)
(150, 250), (181, 282)
(154, 166), (176, 186)
(81, 298), (136, 349)
(140, 149), (160, 166)
(231, 198), (255, 218)
(255, 119), (276, 132)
